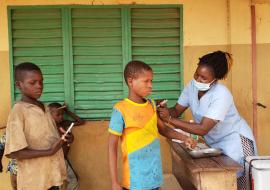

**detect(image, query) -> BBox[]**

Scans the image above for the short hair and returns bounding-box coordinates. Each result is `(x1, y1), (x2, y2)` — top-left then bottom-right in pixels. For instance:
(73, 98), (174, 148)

(198, 51), (233, 80)
(124, 60), (153, 84)
(48, 102), (62, 109)
(15, 62), (42, 81)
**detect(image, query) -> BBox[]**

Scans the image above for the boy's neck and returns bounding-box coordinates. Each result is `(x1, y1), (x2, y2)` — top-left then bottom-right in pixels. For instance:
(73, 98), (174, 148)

(127, 94), (147, 104)
(21, 96), (44, 111)
(21, 96), (38, 104)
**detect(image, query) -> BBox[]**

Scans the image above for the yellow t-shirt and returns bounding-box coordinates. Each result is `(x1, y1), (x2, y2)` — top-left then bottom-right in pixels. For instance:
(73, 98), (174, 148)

(109, 98), (163, 189)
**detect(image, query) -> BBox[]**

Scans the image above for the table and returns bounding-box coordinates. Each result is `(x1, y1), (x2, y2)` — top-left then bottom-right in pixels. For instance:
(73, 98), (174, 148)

(170, 142), (242, 190)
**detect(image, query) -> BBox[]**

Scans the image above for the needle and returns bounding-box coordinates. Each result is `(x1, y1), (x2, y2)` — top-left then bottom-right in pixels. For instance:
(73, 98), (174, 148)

(157, 99), (168, 108)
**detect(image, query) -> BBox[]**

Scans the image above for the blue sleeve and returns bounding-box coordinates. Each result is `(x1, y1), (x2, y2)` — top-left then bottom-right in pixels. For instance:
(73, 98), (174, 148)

(177, 83), (190, 107)
(108, 108), (125, 136)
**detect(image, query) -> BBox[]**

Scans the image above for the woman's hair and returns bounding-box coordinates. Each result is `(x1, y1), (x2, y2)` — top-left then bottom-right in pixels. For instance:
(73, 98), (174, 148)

(124, 60), (152, 84)
(198, 51), (233, 80)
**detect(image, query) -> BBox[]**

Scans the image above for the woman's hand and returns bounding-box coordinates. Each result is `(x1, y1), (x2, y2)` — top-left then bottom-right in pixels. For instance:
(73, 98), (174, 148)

(156, 99), (168, 108)
(157, 107), (170, 122)
(184, 137), (197, 149)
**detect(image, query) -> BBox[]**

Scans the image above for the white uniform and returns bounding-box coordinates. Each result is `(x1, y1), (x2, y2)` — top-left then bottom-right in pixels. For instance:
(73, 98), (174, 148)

(178, 80), (256, 176)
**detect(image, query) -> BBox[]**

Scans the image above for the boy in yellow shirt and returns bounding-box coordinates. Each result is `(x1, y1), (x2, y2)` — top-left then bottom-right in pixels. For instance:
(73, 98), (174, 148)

(108, 60), (196, 190)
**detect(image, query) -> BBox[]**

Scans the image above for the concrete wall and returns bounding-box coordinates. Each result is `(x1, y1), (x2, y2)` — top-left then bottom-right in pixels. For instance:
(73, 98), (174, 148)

(1, 0), (270, 189)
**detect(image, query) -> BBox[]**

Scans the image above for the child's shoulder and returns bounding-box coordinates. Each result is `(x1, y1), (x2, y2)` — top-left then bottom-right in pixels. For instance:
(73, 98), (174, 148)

(114, 99), (126, 107)
(8, 102), (29, 120)
(11, 101), (43, 115)
(11, 101), (27, 111)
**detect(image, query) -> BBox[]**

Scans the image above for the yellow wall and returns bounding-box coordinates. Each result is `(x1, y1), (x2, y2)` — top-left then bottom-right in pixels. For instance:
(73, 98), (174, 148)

(255, 3), (270, 155)
(1, 0), (270, 189)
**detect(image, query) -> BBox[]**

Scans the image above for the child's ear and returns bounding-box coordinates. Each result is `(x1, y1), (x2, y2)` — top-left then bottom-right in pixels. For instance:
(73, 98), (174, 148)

(127, 77), (133, 87)
(15, 81), (22, 89)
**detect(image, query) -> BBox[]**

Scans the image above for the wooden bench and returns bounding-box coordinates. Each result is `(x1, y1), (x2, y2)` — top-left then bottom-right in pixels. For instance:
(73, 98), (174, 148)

(170, 142), (242, 190)
(161, 173), (183, 190)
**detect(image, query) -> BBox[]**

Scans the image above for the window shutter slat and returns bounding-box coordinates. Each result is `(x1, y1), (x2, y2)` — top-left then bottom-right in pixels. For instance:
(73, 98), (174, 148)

(131, 8), (182, 107)
(72, 8), (123, 119)
(11, 9), (65, 104)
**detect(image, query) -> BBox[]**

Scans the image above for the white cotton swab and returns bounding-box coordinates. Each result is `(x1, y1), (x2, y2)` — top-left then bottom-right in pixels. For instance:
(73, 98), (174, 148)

(57, 105), (66, 110)
(64, 122), (74, 136)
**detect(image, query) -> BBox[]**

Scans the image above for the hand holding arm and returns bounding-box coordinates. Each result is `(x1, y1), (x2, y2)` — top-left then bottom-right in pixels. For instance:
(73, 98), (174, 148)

(158, 103), (188, 120)
(157, 117), (197, 149)
(169, 103), (188, 118)
(158, 107), (170, 121)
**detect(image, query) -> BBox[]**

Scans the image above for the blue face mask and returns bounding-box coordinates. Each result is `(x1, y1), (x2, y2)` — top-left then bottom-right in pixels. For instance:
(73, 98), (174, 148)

(193, 79), (216, 91)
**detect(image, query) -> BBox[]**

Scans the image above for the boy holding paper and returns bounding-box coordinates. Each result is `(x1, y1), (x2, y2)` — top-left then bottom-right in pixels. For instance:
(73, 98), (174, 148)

(4, 62), (72, 190)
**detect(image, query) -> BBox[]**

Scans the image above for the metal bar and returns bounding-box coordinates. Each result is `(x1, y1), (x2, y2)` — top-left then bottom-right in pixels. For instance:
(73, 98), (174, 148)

(251, 5), (257, 141)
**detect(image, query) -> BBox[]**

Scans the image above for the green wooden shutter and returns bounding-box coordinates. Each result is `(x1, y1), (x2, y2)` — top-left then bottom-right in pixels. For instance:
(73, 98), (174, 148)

(11, 8), (65, 104)
(9, 6), (183, 120)
(131, 8), (182, 106)
(71, 8), (123, 119)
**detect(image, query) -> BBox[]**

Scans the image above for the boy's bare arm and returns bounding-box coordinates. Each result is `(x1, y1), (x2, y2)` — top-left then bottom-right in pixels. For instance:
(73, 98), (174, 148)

(64, 108), (85, 126)
(108, 133), (122, 190)
(157, 117), (185, 141)
(157, 117), (197, 148)
(6, 139), (65, 160)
